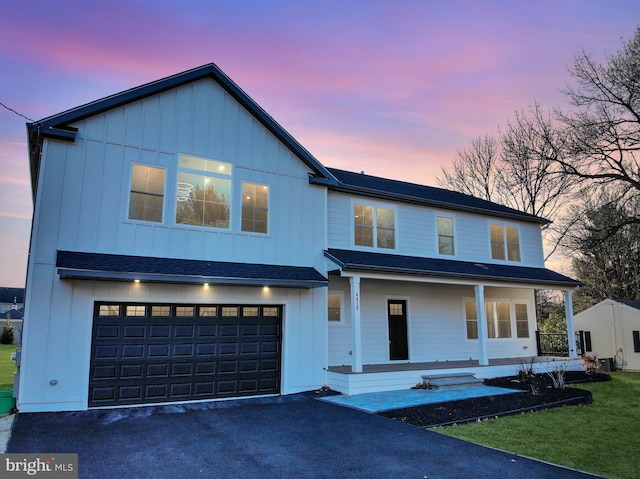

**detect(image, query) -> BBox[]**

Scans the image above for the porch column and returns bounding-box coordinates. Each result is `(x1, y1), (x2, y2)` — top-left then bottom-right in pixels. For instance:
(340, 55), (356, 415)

(474, 285), (489, 366)
(564, 289), (578, 358)
(350, 276), (363, 373)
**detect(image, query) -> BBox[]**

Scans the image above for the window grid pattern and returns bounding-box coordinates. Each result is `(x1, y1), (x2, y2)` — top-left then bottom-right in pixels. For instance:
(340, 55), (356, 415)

(129, 164), (165, 223)
(175, 154), (231, 229)
(241, 183), (269, 233)
(354, 204), (395, 249)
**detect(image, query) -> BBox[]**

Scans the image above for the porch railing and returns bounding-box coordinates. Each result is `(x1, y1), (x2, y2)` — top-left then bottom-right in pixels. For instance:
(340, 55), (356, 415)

(535, 331), (584, 357)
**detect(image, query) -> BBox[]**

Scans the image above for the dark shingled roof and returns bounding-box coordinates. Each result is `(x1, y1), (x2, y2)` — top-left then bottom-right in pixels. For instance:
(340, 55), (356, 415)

(319, 168), (548, 225)
(56, 250), (327, 288)
(325, 248), (579, 288)
(0, 288), (25, 304)
(619, 299), (640, 311)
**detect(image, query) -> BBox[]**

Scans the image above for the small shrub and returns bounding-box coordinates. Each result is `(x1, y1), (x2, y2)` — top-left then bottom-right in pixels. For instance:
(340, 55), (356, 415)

(0, 319), (13, 345)
(581, 354), (603, 374)
(545, 362), (567, 390)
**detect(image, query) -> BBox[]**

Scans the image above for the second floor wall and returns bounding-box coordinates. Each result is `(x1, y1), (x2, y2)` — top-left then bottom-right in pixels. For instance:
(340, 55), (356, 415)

(327, 191), (546, 268)
(30, 78), (328, 270)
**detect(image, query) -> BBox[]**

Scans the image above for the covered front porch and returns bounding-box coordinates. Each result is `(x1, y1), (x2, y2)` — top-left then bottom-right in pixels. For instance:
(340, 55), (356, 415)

(324, 249), (582, 395)
(327, 356), (584, 395)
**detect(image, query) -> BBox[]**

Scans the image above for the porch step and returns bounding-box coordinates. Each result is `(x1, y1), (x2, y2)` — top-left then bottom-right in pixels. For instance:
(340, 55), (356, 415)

(422, 372), (484, 389)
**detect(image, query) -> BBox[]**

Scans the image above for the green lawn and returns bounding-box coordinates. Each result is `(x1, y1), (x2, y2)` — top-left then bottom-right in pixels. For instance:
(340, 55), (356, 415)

(0, 344), (18, 389)
(437, 372), (640, 479)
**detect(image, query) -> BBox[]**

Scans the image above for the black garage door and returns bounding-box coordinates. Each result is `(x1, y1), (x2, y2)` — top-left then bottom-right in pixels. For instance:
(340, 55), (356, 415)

(89, 302), (282, 407)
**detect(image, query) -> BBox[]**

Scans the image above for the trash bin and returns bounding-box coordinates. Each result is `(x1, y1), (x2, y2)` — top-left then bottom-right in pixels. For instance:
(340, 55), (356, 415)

(0, 388), (15, 414)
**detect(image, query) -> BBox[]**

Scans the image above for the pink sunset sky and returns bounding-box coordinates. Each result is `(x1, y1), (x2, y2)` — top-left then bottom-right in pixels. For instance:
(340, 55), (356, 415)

(1, 0), (639, 287)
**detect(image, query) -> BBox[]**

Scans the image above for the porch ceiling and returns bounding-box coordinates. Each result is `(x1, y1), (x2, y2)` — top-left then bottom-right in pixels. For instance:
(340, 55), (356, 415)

(325, 248), (580, 289)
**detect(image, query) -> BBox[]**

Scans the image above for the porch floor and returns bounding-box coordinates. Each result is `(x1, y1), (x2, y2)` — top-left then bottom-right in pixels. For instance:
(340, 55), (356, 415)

(327, 356), (556, 374)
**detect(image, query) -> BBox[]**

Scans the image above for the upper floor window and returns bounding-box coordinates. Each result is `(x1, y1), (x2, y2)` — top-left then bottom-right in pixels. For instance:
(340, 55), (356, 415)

(176, 154), (231, 229)
(490, 224), (520, 261)
(241, 182), (269, 233)
(128, 164), (165, 223)
(437, 216), (455, 255)
(354, 204), (395, 249)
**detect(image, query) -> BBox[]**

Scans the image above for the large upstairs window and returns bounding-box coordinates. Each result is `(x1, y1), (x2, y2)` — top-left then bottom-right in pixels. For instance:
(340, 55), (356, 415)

(354, 204), (395, 249)
(176, 154), (231, 228)
(490, 224), (520, 261)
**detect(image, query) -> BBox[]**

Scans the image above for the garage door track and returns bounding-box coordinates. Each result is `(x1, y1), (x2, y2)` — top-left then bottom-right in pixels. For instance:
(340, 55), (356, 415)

(7, 393), (602, 478)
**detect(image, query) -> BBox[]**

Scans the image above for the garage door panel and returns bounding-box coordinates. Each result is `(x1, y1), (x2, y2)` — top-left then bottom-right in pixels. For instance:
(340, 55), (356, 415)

(122, 345), (145, 358)
(90, 302), (282, 407)
(147, 363), (169, 378)
(123, 325), (146, 338)
(149, 326), (171, 338)
(195, 344), (216, 356)
(121, 364), (144, 379)
(172, 344), (194, 357)
(174, 325), (195, 338)
(96, 325), (120, 339)
(94, 345), (118, 360)
(197, 325), (217, 337)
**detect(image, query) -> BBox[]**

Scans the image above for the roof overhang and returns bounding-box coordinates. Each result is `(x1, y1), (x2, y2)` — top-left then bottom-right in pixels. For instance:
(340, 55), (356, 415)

(56, 250), (328, 289)
(325, 249), (580, 290)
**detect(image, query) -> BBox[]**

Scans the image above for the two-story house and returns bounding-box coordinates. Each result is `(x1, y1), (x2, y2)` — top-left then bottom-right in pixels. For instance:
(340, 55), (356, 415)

(19, 64), (580, 412)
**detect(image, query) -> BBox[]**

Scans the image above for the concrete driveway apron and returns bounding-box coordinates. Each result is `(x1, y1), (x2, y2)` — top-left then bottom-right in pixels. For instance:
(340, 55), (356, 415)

(7, 393), (602, 479)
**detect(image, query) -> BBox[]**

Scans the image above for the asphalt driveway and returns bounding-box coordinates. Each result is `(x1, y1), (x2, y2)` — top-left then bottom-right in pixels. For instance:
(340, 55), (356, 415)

(7, 393), (601, 479)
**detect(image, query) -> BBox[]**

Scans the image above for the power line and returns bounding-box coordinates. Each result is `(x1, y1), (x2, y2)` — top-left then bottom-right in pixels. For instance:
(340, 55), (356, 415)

(0, 100), (34, 122)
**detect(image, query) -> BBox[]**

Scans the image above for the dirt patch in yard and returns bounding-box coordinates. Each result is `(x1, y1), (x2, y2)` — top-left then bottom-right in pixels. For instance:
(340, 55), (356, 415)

(378, 372), (609, 428)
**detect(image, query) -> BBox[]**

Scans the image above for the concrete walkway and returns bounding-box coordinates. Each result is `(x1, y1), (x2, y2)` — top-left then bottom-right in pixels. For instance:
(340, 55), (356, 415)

(6, 394), (602, 479)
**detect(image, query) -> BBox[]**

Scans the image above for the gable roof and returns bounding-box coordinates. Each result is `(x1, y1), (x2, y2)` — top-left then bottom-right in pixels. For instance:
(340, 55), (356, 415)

(56, 250), (327, 288)
(316, 168), (549, 225)
(26, 63), (338, 199)
(325, 248), (579, 288)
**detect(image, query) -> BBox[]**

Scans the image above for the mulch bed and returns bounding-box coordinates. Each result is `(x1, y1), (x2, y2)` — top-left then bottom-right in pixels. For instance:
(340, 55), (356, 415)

(378, 371), (609, 428)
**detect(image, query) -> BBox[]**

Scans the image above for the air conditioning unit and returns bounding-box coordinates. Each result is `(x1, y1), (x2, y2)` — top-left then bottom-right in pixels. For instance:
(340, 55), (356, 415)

(598, 358), (614, 372)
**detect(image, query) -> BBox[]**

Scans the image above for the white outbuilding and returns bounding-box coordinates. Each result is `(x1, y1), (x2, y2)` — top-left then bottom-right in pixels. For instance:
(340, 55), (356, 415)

(574, 299), (640, 371)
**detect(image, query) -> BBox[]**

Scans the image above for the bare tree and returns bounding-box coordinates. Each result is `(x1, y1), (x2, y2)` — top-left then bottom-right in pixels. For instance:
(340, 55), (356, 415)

(555, 27), (640, 233)
(438, 103), (576, 260)
(436, 135), (503, 202)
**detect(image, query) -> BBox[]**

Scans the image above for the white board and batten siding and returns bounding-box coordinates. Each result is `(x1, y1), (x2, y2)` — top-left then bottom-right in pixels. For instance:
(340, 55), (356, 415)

(33, 78), (327, 269)
(21, 77), (329, 412)
(327, 191), (546, 267)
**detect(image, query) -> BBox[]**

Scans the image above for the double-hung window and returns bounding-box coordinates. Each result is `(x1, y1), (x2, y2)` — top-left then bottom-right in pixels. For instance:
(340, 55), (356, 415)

(176, 154), (231, 228)
(437, 216), (455, 255)
(490, 224), (520, 261)
(128, 164), (165, 223)
(354, 204), (395, 249)
(241, 182), (269, 233)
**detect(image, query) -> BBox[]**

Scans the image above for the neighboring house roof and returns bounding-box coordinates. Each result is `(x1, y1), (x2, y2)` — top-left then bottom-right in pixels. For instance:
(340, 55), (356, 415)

(317, 168), (549, 225)
(2, 308), (24, 320)
(56, 250), (327, 288)
(26, 63), (338, 199)
(325, 248), (580, 288)
(619, 299), (640, 311)
(0, 287), (25, 304)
